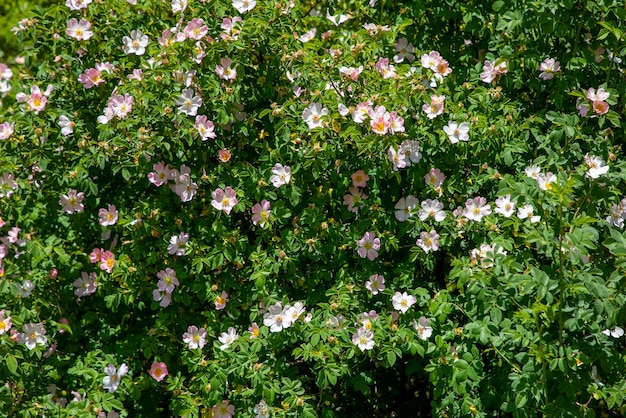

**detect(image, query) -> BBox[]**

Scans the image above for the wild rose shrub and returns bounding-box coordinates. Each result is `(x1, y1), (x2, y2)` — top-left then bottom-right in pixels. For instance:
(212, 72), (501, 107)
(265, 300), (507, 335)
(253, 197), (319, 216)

(1, 0), (625, 417)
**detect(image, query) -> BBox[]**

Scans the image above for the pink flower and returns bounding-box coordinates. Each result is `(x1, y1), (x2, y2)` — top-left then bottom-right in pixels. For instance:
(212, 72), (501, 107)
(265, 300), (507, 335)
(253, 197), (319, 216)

(352, 102), (372, 123)
(149, 362), (168, 382)
(248, 322), (260, 338)
(424, 168), (445, 188)
(78, 68), (105, 89)
(168, 232), (189, 256)
(302, 103), (328, 129)
(586, 88), (610, 102)
(357, 231), (380, 260)
(183, 325), (207, 349)
(211, 187), (238, 215)
(157, 268), (179, 293)
(89, 248), (103, 263)
(0, 173), (18, 198)
(66, 0), (92, 10)
(538, 58), (560, 80)
(66, 18), (93, 41)
(365, 274), (385, 295)
(59, 190), (84, 214)
(463, 197), (491, 222)
(422, 95), (445, 119)
(99, 205), (118, 226)
(153, 288), (172, 307)
(218, 149), (231, 162)
(298, 28), (317, 42)
(148, 162), (173, 187)
(368, 105), (390, 135)
(375, 58), (396, 78)
(592, 100), (609, 115)
(215, 291), (229, 310)
(184, 18), (208, 40)
(0, 122), (14, 140)
(343, 187), (367, 213)
(416, 230), (440, 253)
(351, 170), (369, 188)
(25, 86), (49, 114)
(221, 17), (243, 41)
(392, 291), (416, 313)
(215, 58), (237, 80)
(339, 66), (363, 81)
(480, 59), (507, 83)
(420, 51), (443, 71)
(270, 163), (291, 187)
(195, 115), (216, 140)
(389, 111), (405, 134)
(212, 400), (235, 418)
(100, 251), (115, 273)
(251, 200), (271, 227)
(0, 310), (13, 335)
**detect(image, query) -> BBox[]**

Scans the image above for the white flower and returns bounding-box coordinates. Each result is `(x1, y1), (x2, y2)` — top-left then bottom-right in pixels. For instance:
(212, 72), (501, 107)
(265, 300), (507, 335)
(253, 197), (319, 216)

(418, 199), (447, 222)
(270, 163), (291, 188)
(122, 30), (149, 56)
(352, 327), (374, 351)
(263, 303), (292, 332)
(517, 204), (540, 223)
(232, 0), (256, 13)
(254, 400), (270, 418)
(394, 195), (418, 222)
(584, 154), (609, 179)
(443, 121), (469, 143)
(302, 103), (328, 129)
(58, 115), (74, 136)
(494, 194), (516, 218)
(175, 88), (202, 116)
(413, 316), (433, 340)
(171, 0), (187, 13)
(218, 327), (239, 350)
(392, 291), (416, 314)
(103, 364), (129, 393)
(17, 280), (34, 298)
(602, 326), (624, 338)
(18, 323), (47, 350)
(536, 172), (556, 191)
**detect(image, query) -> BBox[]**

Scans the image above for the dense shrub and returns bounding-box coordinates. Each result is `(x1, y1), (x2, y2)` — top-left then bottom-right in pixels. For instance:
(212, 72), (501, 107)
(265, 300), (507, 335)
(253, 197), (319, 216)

(0, 0), (625, 417)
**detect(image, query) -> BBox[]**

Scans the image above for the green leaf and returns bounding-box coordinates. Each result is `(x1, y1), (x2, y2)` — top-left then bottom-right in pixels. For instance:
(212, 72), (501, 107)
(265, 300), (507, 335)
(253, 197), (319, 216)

(387, 351), (397, 367)
(6, 355), (19, 376)
(492, 1), (505, 12)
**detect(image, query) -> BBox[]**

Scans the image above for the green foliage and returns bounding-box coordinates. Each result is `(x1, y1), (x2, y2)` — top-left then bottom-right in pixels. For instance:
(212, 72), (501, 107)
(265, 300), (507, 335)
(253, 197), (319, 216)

(0, 0), (625, 417)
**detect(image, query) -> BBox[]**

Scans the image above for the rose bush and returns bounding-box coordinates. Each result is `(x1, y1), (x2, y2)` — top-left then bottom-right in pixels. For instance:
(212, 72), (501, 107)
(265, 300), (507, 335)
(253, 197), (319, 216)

(1, 0), (625, 417)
